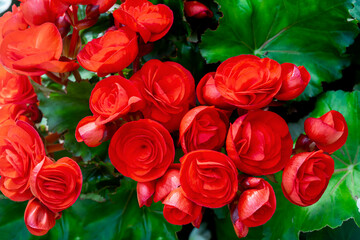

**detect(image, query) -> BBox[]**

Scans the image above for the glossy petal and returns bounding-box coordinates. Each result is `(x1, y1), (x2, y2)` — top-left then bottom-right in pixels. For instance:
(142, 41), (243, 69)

(75, 116), (107, 147)
(163, 187), (202, 225)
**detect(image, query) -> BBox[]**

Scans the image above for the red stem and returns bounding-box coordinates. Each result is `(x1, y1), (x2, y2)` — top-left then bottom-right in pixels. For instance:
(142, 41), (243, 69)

(46, 143), (65, 154)
(46, 72), (66, 85)
(69, 5), (79, 58)
(45, 132), (62, 144)
(133, 55), (141, 73)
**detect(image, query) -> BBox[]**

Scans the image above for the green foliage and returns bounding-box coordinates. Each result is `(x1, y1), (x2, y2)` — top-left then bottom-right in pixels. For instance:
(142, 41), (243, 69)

(39, 81), (108, 161)
(350, 0), (360, 20)
(200, 0), (359, 100)
(80, 14), (113, 45)
(0, 179), (180, 240)
(303, 219), (360, 240)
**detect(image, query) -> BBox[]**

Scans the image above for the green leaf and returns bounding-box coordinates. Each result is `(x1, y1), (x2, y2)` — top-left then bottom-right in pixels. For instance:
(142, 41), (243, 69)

(288, 115), (309, 142)
(171, 41), (206, 82)
(350, 0), (360, 20)
(261, 91), (360, 239)
(0, 199), (31, 240)
(214, 207), (264, 240)
(80, 13), (113, 45)
(70, 179), (181, 240)
(303, 218), (360, 240)
(39, 81), (108, 161)
(0, 179), (180, 240)
(200, 0), (359, 100)
(150, 0), (190, 38)
(145, 0), (191, 63)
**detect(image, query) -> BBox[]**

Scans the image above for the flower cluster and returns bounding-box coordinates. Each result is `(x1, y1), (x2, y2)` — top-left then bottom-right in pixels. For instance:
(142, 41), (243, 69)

(0, 120), (82, 236)
(0, 0), (88, 235)
(70, 1), (348, 238)
(0, 0), (349, 238)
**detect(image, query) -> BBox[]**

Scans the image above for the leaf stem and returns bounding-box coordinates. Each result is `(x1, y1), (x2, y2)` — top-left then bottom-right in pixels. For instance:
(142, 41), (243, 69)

(72, 69), (82, 82)
(46, 143), (65, 154)
(46, 72), (67, 85)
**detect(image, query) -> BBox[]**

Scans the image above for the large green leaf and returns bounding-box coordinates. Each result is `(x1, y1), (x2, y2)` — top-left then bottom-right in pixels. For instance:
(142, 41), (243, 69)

(39, 81), (108, 161)
(200, 0), (359, 100)
(303, 219), (360, 240)
(350, 0), (360, 20)
(260, 91), (360, 239)
(0, 179), (180, 240)
(71, 179), (181, 240)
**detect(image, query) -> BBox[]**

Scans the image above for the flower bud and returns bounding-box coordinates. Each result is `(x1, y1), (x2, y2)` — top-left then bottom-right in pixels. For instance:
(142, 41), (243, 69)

(237, 175), (276, 227)
(275, 63), (310, 101)
(304, 110), (348, 153)
(163, 187), (202, 225)
(294, 134), (317, 154)
(75, 116), (107, 147)
(153, 164), (180, 202)
(184, 1), (213, 19)
(24, 198), (60, 236)
(137, 181), (155, 207)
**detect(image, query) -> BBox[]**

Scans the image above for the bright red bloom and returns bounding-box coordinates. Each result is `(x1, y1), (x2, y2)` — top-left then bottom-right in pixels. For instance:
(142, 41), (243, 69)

(130, 59), (195, 132)
(0, 23), (78, 76)
(89, 75), (143, 125)
(30, 157), (83, 212)
(180, 150), (238, 208)
(0, 65), (38, 106)
(275, 63), (311, 101)
(226, 110), (293, 175)
(282, 151), (334, 206)
(237, 176), (276, 227)
(113, 0), (173, 43)
(184, 1), (213, 19)
(214, 55), (282, 110)
(304, 110), (348, 153)
(0, 120), (45, 201)
(179, 106), (228, 153)
(24, 198), (61, 236)
(163, 187), (202, 225)
(109, 119), (175, 182)
(77, 27), (138, 77)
